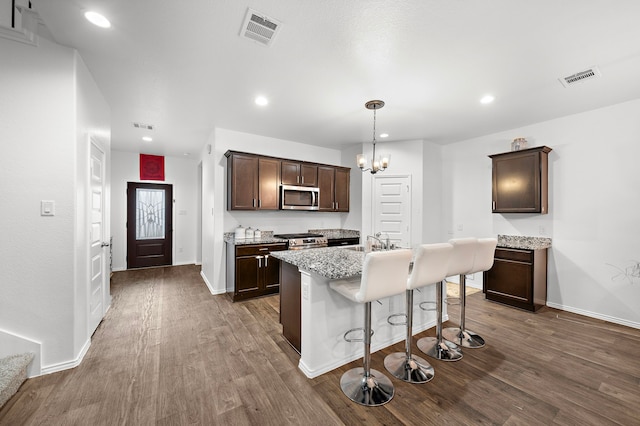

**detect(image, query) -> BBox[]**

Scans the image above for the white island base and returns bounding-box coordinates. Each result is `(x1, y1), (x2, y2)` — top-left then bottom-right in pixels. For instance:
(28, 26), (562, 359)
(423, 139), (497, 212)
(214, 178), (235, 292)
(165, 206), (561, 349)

(297, 269), (447, 379)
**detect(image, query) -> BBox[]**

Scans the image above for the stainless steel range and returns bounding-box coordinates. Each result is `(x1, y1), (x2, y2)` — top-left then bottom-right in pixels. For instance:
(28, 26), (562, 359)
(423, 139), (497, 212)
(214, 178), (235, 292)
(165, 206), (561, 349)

(274, 233), (328, 250)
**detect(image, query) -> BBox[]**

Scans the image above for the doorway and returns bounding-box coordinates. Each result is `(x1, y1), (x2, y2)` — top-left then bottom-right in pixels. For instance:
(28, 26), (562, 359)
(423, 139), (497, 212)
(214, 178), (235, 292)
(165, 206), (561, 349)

(127, 182), (173, 269)
(373, 175), (412, 248)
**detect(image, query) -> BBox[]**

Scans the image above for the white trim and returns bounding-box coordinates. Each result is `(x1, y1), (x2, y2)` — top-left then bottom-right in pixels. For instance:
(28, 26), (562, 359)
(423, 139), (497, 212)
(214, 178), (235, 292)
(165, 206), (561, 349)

(0, 328), (42, 377)
(201, 270), (225, 295)
(39, 338), (91, 377)
(0, 26), (37, 46)
(546, 302), (640, 330)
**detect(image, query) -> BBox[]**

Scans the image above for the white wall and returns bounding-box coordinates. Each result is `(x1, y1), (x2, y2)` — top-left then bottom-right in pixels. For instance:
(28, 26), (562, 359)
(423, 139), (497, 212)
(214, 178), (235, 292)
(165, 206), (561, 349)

(442, 98), (640, 328)
(110, 150), (199, 271)
(0, 36), (110, 372)
(199, 128), (348, 294)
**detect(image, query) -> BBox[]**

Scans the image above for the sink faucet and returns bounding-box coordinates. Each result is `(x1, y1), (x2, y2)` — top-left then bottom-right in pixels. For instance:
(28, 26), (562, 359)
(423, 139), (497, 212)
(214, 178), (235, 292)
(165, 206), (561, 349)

(367, 233), (391, 250)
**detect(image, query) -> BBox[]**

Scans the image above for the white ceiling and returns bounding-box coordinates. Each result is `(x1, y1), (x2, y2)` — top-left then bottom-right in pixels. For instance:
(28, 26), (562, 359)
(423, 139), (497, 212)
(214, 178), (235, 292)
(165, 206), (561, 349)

(31, 0), (640, 157)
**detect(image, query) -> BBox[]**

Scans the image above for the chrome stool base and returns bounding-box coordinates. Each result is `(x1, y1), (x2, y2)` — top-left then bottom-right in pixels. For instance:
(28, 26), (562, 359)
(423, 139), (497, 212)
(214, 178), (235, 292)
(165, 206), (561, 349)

(417, 336), (463, 362)
(384, 352), (434, 384)
(442, 327), (485, 348)
(339, 367), (394, 406)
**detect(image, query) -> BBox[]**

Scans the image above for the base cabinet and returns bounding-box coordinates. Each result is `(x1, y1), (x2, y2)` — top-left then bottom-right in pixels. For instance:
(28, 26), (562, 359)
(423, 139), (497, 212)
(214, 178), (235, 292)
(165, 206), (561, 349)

(280, 261), (301, 353)
(227, 243), (287, 301)
(484, 247), (548, 311)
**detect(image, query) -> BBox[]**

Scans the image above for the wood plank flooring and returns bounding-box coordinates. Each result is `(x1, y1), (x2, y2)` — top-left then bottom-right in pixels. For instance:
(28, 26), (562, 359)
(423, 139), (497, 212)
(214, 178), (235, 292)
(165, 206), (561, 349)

(1, 264), (639, 425)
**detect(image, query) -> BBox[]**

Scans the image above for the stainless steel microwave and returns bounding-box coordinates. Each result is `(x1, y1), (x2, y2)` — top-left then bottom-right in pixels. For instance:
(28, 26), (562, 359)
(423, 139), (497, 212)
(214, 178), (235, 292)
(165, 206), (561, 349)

(280, 185), (319, 210)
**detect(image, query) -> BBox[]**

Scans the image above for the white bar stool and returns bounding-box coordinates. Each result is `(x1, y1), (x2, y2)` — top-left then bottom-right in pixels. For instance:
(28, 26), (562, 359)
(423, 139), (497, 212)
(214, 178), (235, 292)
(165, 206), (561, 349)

(384, 243), (453, 383)
(442, 238), (497, 348)
(329, 249), (413, 407)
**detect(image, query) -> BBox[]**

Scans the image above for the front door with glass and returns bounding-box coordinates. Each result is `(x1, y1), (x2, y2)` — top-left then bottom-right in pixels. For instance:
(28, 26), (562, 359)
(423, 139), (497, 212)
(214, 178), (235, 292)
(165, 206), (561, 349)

(126, 182), (173, 269)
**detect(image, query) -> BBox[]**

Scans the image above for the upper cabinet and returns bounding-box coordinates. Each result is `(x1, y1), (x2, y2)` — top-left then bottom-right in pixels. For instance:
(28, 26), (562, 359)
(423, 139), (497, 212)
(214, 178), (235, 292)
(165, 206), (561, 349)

(489, 146), (552, 214)
(225, 150), (349, 212)
(281, 160), (318, 187)
(318, 166), (350, 212)
(225, 151), (280, 210)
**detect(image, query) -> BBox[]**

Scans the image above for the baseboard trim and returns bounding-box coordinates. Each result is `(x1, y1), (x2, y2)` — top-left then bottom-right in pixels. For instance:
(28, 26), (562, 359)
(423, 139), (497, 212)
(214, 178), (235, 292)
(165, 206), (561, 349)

(200, 271), (226, 295)
(39, 338), (91, 377)
(546, 302), (640, 330)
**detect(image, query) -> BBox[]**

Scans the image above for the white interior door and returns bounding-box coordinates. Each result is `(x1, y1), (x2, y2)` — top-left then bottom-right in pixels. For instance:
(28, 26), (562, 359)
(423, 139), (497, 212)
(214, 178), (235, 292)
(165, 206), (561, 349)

(373, 175), (412, 248)
(89, 139), (107, 334)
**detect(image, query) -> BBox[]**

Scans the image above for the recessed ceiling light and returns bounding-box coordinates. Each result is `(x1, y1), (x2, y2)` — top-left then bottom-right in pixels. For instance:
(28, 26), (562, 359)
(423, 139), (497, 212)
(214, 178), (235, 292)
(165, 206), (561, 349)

(142, 136), (152, 142)
(84, 11), (111, 28)
(255, 96), (268, 106)
(379, 133), (389, 138)
(183, 153), (191, 156)
(480, 94), (495, 104)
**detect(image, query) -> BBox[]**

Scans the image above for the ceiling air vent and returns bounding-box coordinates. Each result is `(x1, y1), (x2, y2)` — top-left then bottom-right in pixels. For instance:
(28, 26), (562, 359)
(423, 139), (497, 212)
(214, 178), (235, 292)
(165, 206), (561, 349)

(240, 8), (281, 46)
(559, 66), (601, 88)
(133, 122), (154, 130)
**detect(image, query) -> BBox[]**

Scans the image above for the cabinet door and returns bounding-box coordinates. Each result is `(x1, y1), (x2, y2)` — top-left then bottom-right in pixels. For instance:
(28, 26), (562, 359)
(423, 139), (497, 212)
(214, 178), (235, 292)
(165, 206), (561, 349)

(317, 166), (336, 211)
(489, 146), (551, 214)
(334, 168), (350, 212)
(235, 256), (260, 294)
(228, 154), (258, 210)
(258, 158), (280, 210)
(263, 255), (281, 290)
(300, 164), (318, 187)
(281, 161), (301, 185)
(485, 258), (532, 303)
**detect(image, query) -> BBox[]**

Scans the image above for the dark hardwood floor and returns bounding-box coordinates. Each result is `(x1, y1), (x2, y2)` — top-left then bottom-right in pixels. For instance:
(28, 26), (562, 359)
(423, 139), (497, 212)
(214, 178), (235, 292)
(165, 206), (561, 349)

(1, 265), (639, 425)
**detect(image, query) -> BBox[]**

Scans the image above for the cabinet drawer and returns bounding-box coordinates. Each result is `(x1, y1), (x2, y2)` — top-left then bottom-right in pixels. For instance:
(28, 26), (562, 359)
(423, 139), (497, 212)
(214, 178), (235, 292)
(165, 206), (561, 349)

(236, 243), (287, 257)
(495, 248), (533, 263)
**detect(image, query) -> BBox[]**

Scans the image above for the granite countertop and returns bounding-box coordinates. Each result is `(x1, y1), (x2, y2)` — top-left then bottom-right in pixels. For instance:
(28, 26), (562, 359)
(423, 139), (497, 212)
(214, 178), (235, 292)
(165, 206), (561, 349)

(224, 231), (287, 246)
(270, 246), (365, 280)
(308, 229), (360, 240)
(497, 235), (552, 250)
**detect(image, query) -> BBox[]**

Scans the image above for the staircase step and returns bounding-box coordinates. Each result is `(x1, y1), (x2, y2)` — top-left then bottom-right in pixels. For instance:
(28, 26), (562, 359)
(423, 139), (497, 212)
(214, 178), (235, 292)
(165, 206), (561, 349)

(0, 353), (34, 409)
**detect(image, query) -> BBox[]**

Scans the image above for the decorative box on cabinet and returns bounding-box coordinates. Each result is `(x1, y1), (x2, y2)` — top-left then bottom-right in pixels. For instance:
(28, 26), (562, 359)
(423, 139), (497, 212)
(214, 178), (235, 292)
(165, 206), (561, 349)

(318, 166), (350, 212)
(226, 242), (287, 301)
(483, 247), (548, 311)
(489, 146), (552, 214)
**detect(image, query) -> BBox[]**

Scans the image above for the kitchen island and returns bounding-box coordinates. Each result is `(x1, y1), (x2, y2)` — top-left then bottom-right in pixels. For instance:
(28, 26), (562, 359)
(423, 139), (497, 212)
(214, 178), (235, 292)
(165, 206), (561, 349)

(271, 246), (444, 379)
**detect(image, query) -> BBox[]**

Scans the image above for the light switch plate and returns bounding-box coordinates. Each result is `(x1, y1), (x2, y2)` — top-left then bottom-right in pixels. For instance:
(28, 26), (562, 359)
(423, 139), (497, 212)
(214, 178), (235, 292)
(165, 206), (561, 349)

(41, 200), (55, 216)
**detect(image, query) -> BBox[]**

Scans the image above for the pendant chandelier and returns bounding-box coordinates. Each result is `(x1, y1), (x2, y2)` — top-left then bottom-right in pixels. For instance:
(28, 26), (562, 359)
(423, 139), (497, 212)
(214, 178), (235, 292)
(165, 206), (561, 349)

(357, 100), (389, 174)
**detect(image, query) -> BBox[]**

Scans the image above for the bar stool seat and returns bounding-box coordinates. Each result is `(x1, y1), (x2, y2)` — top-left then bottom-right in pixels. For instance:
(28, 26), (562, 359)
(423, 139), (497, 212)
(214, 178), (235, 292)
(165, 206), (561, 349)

(329, 249), (413, 406)
(384, 243), (453, 383)
(442, 237), (497, 348)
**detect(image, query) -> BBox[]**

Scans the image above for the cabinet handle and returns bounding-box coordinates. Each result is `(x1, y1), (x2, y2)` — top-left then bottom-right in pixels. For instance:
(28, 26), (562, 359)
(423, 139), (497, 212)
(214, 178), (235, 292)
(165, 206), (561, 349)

(258, 199), (262, 208)
(256, 255), (262, 267)
(297, 175), (300, 183)
(492, 200), (496, 210)
(335, 202), (338, 210)
(264, 255), (269, 267)
(259, 248), (269, 251)
(301, 176), (304, 184)
(253, 199), (256, 208)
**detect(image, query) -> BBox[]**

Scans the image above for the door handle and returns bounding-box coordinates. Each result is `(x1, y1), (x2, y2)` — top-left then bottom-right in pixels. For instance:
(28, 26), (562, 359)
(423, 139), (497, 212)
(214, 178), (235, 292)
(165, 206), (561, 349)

(101, 242), (110, 247)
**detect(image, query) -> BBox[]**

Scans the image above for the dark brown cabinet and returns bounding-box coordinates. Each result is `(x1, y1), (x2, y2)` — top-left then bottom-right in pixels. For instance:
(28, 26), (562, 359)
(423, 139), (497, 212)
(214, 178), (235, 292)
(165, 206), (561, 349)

(226, 150), (349, 212)
(228, 243), (287, 301)
(280, 261), (301, 353)
(489, 146), (552, 214)
(318, 166), (350, 212)
(225, 152), (280, 210)
(281, 160), (318, 187)
(483, 247), (548, 311)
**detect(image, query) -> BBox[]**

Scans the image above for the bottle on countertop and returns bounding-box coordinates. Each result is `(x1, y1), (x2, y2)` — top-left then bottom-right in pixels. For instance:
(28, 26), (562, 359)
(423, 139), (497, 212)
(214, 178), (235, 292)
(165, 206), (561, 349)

(254, 229), (262, 239)
(246, 227), (254, 239)
(234, 225), (246, 240)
